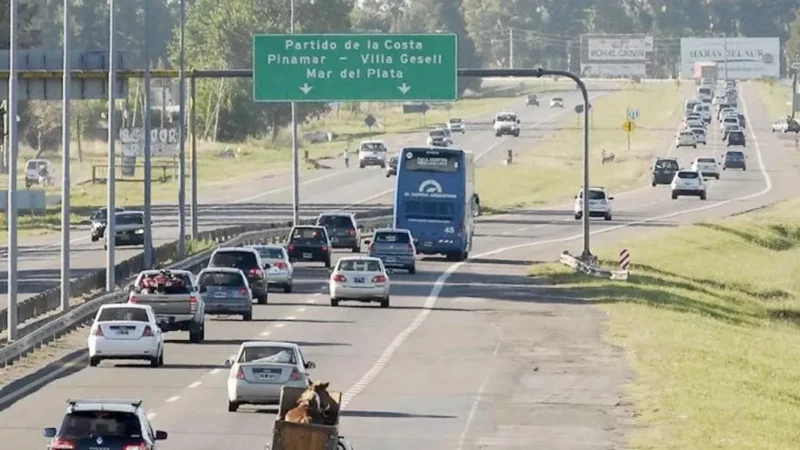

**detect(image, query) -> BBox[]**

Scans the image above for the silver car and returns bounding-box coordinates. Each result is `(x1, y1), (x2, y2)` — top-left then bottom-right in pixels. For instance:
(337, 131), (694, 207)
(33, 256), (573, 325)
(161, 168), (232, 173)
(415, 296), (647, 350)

(105, 211), (145, 250)
(248, 244), (294, 293)
(225, 341), (315, 412)
(367, 228), (416, 274)
(197, 267), (253, 321)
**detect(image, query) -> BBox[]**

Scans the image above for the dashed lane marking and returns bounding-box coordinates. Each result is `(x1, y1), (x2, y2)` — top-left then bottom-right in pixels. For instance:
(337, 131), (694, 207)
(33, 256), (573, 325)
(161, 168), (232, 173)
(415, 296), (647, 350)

(259, 331), (272, 337)
(187, 381), (202, 389)
(296, 307), (307, 312)
(165, 396), (180, 403)
(274, 323), (285, 328)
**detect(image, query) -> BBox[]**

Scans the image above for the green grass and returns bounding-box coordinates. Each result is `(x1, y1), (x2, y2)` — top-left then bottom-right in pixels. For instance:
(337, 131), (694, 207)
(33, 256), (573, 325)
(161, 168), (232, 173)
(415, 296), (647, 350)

(752, 80), (792, 120)
(527, 199), (800, 449)
(477, 82), (686, 212)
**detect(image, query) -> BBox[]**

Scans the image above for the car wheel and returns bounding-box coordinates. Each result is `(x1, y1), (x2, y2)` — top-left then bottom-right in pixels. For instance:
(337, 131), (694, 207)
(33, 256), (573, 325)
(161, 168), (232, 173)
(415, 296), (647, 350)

(158, 348), (165, 366)
(89, 356), (100, 367)
(351, 245), (360, 253)
(325, 259), (331, 268)
(693, 145), (697, 148)
(243, 311), (252, 321)
(228, 401), (239, 413)
(380, 297), (390, 308)
(408, 265), (416, 275)
(671, 193), (678, 200)
(91, 235), (99, 242)
(283, 283), (292, 293)
(385, 172), (390, 178)
(574, 213), (581, 220)
(189, 324), (203, 343)
(651, 181), (656, 187)
(604, 214), (612, 221)
(150, 355), (160, 368)
(257, 292), (268, 305)
(330, 297), (339, 307)
(743, 166), (747, 171)
(723, 166), (726, 170)
(700, 193), (707, 200)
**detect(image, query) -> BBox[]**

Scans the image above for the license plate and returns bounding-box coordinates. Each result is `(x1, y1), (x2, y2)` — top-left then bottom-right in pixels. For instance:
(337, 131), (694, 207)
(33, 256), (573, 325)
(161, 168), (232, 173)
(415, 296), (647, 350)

(424, 242), (432, 247)
(331, 237), (339, 242)
(385, 257), (396, 262)
(259, 373), (278, 380)
(214, 292), (225, 297)
(354, 277), (365, 283)
(303, 252), (312, 259)
(156, 316), (170, 324)
(117, 330), (129, 335)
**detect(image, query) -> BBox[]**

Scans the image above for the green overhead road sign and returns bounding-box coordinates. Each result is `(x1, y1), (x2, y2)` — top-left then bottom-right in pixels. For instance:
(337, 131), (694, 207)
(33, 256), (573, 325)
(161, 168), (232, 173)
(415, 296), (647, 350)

(252, 33), (458, 102)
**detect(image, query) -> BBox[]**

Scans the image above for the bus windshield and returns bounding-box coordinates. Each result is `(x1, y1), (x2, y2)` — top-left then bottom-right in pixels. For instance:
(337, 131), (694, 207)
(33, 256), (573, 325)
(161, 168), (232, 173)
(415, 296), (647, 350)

(402, 149), (459, 173)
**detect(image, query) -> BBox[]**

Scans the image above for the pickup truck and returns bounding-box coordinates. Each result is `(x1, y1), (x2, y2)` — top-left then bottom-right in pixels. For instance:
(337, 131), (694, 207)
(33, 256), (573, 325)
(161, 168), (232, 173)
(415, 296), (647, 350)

(127, 269), (206, 343)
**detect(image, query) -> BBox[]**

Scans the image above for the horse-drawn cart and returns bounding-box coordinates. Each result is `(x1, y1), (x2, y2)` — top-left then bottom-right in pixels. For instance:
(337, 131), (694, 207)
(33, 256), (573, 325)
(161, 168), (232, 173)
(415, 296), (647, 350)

(268, 386), (353, 450)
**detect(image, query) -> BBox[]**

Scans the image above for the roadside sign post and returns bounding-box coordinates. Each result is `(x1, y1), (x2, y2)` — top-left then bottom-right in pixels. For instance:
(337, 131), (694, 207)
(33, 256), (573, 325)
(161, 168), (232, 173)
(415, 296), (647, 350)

(622, 119), (636, 152)
(252, 33), (458, 102)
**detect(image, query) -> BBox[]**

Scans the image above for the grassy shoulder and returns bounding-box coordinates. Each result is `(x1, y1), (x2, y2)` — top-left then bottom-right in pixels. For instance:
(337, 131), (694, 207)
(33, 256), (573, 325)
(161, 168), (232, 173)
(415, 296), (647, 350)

(751, 80), (792, 120)
(477, 82), (685, 212)
(528, 199), (800, 449)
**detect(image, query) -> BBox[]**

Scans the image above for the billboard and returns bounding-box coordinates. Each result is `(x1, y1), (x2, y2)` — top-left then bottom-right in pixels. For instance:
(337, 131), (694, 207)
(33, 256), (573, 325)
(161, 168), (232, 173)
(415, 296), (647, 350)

(680, 38), (780, 80)
(580, 34), (654, 78)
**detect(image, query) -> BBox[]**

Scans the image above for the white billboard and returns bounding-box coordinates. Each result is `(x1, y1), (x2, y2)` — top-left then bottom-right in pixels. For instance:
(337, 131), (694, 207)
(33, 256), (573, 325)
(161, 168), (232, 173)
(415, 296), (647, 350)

(680, 38), (780, 80)
(586, 36), (654, 61)
(120, 127), (180, 157)
(581, 63), (647, 77)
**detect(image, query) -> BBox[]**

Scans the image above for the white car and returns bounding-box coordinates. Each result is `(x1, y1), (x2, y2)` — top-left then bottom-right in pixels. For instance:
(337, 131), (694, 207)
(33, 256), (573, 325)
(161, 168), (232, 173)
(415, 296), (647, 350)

(493, 111), (520, 137)
(357, 140), (388, 168)
(720, 116), (739, 132)
(427, 128), (449, 146)
(549, 97), (564, 108)
(224, 341), (315, 412)
(447, 118), (465, 134)
(24, 158), (55, 188)
(671, 169), (707, 200)
(329, 256), (391, 307)
(690, 127), (707, 144)
(691, 156), (720, 179)
(88, 304), (164, 367)
(573, 187), (613, 221)
(675, 130), (697, 148)
(685, 119), (705, 129)
(248, 244), (294, 293)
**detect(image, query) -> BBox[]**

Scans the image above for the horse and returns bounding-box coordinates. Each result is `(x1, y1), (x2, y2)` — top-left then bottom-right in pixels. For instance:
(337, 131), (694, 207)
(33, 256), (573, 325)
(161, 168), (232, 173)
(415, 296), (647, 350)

(284, 388), (321, 425)
(310, 381), (340, 426)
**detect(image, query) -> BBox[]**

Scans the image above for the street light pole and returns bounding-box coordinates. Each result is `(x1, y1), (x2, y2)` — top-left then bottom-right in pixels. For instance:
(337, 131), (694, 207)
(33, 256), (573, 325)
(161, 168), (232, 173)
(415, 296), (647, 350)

(177, 0), (187, 258)
(105, 0), (116, 291)
(6, 0), (20, 340)
(143, 0), (153, 267)
(60, 0), (72, 313)
(290, 0), (300, 226)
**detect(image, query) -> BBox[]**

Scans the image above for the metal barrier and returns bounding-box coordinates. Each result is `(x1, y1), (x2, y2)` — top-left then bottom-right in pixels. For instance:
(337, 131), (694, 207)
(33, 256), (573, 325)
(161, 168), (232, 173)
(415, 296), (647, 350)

(0, 208), (393, 335)
(0, 215), (392, 367)
(559, 251), (629, 281)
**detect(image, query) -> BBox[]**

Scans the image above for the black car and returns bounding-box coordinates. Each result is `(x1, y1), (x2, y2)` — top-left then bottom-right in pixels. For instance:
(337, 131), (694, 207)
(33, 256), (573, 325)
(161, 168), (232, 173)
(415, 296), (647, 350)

(207, 247), (269, 304)
(737, 113), (746, 129)
(316, 213), (361, 252)
(723, 150), (747, 170)
(44, 399), (167, 450)
(287, 226), (332, 268)
(525, 94), (539, 106)
(726, 130), (746, 147)
(385, 155), (398, 177)
(90, 206), (125, 241)
(651, 157), (680, 186)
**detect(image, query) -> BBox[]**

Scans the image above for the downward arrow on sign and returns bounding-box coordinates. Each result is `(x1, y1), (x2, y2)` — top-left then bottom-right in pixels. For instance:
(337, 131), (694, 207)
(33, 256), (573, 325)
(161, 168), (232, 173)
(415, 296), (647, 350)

(398, 83), (411, 94)
(299, 83), (313, 94)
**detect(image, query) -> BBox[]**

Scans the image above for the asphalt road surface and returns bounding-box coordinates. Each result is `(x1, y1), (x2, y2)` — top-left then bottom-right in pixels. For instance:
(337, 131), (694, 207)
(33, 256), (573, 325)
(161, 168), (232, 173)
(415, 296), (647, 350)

(0, 86), (603, 320)
(3, 84), (797, 450)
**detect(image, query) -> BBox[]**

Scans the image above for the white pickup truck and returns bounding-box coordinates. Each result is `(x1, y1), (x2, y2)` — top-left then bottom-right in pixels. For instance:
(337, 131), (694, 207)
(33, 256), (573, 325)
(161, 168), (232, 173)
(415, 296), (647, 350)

(127, 269), (206, 343)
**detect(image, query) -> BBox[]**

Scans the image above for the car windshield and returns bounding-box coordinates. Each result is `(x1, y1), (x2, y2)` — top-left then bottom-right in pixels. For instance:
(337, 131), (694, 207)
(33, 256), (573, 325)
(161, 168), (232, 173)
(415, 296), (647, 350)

(553, 98), (563, 101)
(209, 251), (258, 269)
(579, 190), (606, 200)
(198, 271), (245, 287)
(26, 160), (48, 170)
(97, 307), (149, 322)
(252, 247), (284, 259)
(449, 118), (462, 123)
(58, 411), (142, 439)
(239, 346), (296, 364)
(429, 130), (444, 137)
(291, 227), (327, 241)
(317, 215), (354, 228)
(361, 142), (386, 152)
(338, 259), (382, 272)
(374, 232), (411, 244)
(698, 158), (715, 163)
(680, 132), (694, 136)
(115, 214), (143, 226)
(691, 128), (705, 134)
(655, 160), (679, 170)
(496, 114), (516, 122)
(730, 132), (744, 138)
(726, 152), (744, 159)
(678, 171), (700, 179)
(93, 207), (124, 220)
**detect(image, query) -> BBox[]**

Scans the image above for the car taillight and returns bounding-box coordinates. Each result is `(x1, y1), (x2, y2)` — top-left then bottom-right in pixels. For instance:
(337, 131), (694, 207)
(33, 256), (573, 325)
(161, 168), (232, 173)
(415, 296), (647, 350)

(239, 287), (249, 296)
(50, 438), (77, 450)
(94, 327), (104, 337)
(128, 295), (138, 303)
(322, 246), (329, 253)
(407, 244), (414, 252)
(274, 261), (288, 269)
(369, 243), (375, 252)
(123, 442), (147, 450)
(189, 295), (198, 304)
(333, 274), (346, 282)
(289, 368), (302, 380)
(249, 268), (262, 277)
(142, 325), (154, 337)
(288, 244), (295, 252)
(372, 275), (387, 283)
(236, 367), (245, 380)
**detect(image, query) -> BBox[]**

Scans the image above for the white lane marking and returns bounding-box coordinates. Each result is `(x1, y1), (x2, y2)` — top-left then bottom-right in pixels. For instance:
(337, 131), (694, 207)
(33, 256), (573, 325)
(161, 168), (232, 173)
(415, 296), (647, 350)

(285, 316), (296, 320)
(274, 323), (285, 328)
(296, 307), (307, 312)
(516, 227), (527, 231)
(457, 337), (503, 450)
(341, 92), (771, 410)
(187, 381), (202, 389)
(146, 411), (158, 420)
(307, 299), (317, 304)
(209, 368), (222, 375)
(314, 292), (322, 296)
(260, 331), (272, 337)
(165, 396), (180, 403)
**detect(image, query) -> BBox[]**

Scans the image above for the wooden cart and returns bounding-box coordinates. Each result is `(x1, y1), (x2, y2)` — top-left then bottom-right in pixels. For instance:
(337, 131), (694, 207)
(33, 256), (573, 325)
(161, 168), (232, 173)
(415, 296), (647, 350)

(270, 386), (343, 450)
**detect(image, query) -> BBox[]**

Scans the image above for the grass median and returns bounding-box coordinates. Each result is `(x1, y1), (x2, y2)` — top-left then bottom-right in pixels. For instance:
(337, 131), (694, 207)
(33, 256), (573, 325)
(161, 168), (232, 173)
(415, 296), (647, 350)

(477, 82), (687, 212)
(527, 199), (800, 449)
(751, 80), (792, 120)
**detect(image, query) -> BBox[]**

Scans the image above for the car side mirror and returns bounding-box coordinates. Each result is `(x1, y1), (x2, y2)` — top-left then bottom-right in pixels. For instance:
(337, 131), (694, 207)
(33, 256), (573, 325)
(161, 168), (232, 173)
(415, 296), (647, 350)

(155, 430), (168, 441)
(43, 428), (57, 438)
(223, 359), (233, 368)
(517, 119), (521, 124)
(608, 197), (614, 200)
(263, 263), (271, 269)
(363, 240), (371, 246)
(305, 361), (316, 369)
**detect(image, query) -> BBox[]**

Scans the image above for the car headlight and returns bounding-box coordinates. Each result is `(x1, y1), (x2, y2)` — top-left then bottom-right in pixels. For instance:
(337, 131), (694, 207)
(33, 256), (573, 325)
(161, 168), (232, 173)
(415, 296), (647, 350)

(135, 229), (144, 234)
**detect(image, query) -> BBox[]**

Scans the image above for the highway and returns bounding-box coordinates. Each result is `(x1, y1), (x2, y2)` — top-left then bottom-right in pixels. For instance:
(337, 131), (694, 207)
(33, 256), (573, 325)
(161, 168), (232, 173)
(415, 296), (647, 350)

(0, 85), (603, 320)
(2, 83), (797, 450)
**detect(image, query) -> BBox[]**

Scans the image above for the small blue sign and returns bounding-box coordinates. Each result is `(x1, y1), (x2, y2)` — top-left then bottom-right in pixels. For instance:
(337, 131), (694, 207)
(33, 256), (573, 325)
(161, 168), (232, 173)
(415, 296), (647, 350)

(628, 108), (640, 120)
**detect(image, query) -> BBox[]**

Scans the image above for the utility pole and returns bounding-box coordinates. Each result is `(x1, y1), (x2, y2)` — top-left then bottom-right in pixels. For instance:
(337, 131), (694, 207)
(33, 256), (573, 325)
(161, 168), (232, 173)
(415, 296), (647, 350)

(6, 0), (20, 341)
(60, 0), (72, 313)
(143, 0), (153, 267)
(177, 0), (187, 258)
(509, 29), (514, 69)
(106, 0), (116, 291)
(723, 36), (728, 81)
(290, 0), (300, 226)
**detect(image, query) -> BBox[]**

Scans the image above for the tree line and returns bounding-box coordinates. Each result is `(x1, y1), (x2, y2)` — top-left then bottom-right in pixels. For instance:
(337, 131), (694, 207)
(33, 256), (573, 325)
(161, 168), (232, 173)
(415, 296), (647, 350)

(0, 0), (797, 146)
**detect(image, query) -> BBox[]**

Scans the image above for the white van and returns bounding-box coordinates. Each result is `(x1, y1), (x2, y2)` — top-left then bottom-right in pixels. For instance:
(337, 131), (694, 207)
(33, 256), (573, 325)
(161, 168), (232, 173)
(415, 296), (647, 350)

(358, 140), (388, 169)
(25, 159), (55, 188)
(693, 103), (711, 123)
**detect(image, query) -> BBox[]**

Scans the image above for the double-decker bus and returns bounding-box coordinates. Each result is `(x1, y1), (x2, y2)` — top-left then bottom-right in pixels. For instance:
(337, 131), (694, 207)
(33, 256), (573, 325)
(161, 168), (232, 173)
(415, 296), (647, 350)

(393, 147), (475, 261)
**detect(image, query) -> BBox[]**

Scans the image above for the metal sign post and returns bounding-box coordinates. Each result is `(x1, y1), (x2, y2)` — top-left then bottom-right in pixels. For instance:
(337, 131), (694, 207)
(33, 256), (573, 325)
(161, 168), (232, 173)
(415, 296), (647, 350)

(6, 0), (20, 341)
(106, 0), (116, 291)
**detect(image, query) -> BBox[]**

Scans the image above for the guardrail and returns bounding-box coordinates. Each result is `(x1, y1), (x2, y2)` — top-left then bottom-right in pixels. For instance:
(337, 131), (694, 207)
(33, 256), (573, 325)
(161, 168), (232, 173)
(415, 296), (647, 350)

(0, 215), (393, 367)
(0, 208), (393, 335)
(559, 251), (629, 281)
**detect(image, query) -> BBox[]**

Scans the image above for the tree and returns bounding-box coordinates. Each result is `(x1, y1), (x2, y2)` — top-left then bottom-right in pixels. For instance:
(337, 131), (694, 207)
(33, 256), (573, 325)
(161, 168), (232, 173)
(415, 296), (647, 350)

(786, 10), (800, 66)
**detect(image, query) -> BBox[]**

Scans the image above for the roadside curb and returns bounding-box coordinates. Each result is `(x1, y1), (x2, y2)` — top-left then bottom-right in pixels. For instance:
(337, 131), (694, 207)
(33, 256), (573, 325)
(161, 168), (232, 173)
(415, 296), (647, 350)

(0, 347), (88, 411)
